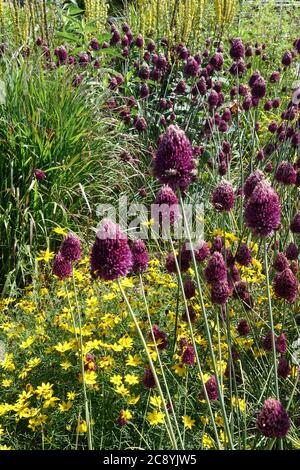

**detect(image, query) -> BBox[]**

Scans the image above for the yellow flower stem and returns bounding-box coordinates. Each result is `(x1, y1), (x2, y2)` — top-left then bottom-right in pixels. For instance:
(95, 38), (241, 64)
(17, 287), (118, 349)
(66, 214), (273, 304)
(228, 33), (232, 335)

(117, 278), (178, 449)
(139, 274), (184, 449)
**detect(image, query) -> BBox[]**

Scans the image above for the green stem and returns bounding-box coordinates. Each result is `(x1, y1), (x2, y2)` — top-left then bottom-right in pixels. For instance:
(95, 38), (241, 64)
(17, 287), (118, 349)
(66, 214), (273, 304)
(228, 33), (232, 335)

(117, 279), (178, 449)
(264, 239), (279, 401)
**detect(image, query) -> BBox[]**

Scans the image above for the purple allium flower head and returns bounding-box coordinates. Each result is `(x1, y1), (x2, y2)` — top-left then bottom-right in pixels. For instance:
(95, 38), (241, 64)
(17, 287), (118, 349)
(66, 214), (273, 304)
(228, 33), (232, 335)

(209, 52), (224, 70)
(184, 278), (196, 299)
(229, 60), (246, 77)
(251, 76), (266, 99)
(233, 281), (252, 308)
(200, 376), (219, 401)
(150, 324), (168, 350)
(274, 268), (298, 303)
(194, 240), (210, 263)
(249, 70), (260, 87)
(231, 265), (241, 283)
(154, 125), (195, 192)
(54, 45), (68, 64)
(286, 242), (298, 260)
(264, 100), (273, 111)
(147, 39), (155, 52)
(256, 398), (290, 438)
(156, 53), (168, 70)
(60, 233), (81, 263)
(262, 331), (274, 351)
(275, 161), (297, 185)
(290, 212), (300, 233)
(175, 80), (186, 94)
(237, 319), (250, 336)
(244, 180), (281, 237)
(276, 333), (287, 354)
(182, 305), (196, 323)
(282, 51), (292, 67)
(34, 169), (46, 181)
(219, 120), (228, 133)
(294, 38), (300, 53)
(184, 57), (199, 77)
(143, 367), (156, 388)
(90, 38), (100, 50)
(211, 236), (224, 253)
(138, 64), (150, 80)
(131, 239), (148, 273)
(90, 219), (132, 280)
(268, 121), (278, 133)
(165, 253), (177, 273)
(182, 344), (195, 365)
(229, 38), (245, 60)
(154, 185), (180, 225)
(140, 83), (149, 98)
(134, 116), (147, 132)
(211, 281), (230, 304)
(273, 252), (289, 272)
(110, 30), (121, 46)
(135, 34), (144, 48)
(278, 358), (291, 379)
(242, 95), (252, 111)
(245, 45), (253, 56)
(52, 252), (72, 279)
(212, 180), (235, 212)
(205, 252), (227, 284)
(78, 52), (89, 66)
(208, 90), (219, 107)
(117, 410), (129, 427)
(269, 71), (280, 83)
(235, 243), (252, 266)
(273, 97), (281, 108)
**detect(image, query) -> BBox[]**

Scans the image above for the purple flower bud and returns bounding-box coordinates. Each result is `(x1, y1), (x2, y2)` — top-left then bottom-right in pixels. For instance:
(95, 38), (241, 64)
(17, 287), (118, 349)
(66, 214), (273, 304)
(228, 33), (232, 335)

(90, 219), (132, 280)
(256, 398), (290, 438)
(212, 180), (235, 212)
(53, 252), (72, 279)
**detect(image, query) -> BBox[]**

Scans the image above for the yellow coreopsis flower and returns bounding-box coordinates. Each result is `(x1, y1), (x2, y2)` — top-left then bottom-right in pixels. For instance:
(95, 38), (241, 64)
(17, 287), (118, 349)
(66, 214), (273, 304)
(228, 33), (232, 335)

(52, 227), (68, 236)
(59, 401), (73, 412)
(124, 374), (139, 386)
(147, 410), (165, 426)
(150, 395), (162, 408)
(126, 354), (142, 367)
(36, 249), (55, 263)
(182, 415), (196, 430)
(77, 420), (87, 433)
(110, 374), (123, 386)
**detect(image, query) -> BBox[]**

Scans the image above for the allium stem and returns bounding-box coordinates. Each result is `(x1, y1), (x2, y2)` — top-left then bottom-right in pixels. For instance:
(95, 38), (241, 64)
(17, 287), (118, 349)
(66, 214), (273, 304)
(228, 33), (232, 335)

(139, 274), (184, 449)
(264, 240), (279, 401)
(72, 274), (93, 450)
(179, 193), (234, 449)
(169, 237), (222, 450)
(117, 279), (178, 449)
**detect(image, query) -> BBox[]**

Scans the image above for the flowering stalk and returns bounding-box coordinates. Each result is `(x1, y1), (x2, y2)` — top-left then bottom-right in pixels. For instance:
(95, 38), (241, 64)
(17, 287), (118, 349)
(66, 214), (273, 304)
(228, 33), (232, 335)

(169, 237), (222, 449)
(264, 239), (279, 402)
(117, 279), (178, 449)
(179, 193), (234, 449)
(72, 274), (93, 450)
(139, 274), (184, 449)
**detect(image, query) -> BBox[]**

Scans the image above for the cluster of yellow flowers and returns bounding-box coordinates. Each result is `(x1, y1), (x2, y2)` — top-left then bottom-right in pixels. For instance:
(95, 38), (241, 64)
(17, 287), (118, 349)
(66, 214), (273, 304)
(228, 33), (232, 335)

(84, 0), (109, 33)
(130, 0), (206, 46)
(0, 226), (297, 449)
